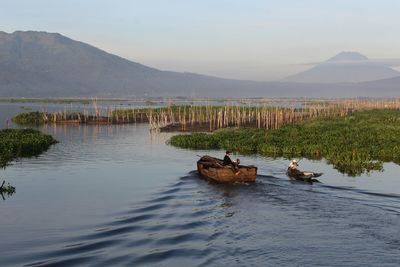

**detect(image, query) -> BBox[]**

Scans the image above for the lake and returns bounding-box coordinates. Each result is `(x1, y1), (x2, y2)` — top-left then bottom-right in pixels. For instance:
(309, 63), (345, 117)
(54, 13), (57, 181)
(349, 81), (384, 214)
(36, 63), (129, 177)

(1, 103), (400, 266)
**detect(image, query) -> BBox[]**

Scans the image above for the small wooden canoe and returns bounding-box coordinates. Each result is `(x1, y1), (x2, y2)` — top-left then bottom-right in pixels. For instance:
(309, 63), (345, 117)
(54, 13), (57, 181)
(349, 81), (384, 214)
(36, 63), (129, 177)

(287, 168), (322, 182)
(197, 155), (257, 183)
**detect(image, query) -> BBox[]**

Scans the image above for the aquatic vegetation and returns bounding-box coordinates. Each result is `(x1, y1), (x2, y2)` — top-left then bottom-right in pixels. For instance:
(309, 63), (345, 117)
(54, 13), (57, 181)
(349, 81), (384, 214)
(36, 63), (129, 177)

(169, 110), (400, 176)
(12, 111), (50, 125)
(0, 128), (58, 168)
(12, 110), (151, 125)
(0, 180), (16, 199)
(0, 128), (57, 200)
(124, 99), (400, 131)
(12, 99), (400, 130)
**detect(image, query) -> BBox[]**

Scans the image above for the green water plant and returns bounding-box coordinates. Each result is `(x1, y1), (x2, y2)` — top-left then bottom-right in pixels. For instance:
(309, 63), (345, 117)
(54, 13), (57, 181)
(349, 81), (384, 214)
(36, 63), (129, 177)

(0, 180), (16, 198)
(169, 110), (400, 176)
(12, 111), (50, 126)
(0, 128), (57, 168)
(0, 128), (57, 199)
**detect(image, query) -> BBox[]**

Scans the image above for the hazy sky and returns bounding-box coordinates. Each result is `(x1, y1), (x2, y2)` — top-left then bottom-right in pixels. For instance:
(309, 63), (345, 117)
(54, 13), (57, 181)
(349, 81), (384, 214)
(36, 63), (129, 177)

(2, 0), (400, 80)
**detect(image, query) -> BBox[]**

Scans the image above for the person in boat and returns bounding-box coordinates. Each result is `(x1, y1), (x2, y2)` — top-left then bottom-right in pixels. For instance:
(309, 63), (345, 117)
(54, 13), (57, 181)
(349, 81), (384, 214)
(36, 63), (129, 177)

(287, 159), (303, 176)
(223, 151), (240, 174)
(287, 159), (322, 182)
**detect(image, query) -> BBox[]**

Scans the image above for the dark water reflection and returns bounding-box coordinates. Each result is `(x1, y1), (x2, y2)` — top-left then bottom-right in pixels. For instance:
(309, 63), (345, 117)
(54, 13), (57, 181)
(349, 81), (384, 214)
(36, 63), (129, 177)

(1, 103), (400, 266)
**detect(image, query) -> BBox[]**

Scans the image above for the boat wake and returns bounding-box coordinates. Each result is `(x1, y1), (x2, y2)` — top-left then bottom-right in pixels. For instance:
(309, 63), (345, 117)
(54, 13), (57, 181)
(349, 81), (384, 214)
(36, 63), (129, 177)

(5, 172), (400, 267)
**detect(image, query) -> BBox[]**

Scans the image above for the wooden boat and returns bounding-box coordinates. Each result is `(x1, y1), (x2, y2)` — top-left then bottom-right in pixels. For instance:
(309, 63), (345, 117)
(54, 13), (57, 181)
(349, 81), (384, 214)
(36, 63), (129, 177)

(287, 168), (322, 182)
(197, 155), (257, 183)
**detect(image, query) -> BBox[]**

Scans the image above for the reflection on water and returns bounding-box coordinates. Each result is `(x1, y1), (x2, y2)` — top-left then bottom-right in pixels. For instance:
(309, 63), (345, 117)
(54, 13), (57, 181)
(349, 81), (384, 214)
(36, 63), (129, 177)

(1, 102), (400, 266)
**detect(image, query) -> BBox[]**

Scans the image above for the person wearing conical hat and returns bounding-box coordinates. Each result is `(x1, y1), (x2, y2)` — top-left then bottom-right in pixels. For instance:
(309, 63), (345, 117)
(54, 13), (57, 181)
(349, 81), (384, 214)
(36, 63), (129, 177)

(288, 159), (303, 177)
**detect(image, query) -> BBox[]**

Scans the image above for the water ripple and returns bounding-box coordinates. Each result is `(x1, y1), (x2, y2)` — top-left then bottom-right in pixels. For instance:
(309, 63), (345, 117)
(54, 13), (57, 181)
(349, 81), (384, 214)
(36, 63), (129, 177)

(6, 171), (400, 267)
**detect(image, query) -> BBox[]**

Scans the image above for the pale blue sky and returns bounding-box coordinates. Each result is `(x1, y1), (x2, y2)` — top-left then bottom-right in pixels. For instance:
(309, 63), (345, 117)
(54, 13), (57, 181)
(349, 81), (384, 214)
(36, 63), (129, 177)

(2, 0), (400, 80)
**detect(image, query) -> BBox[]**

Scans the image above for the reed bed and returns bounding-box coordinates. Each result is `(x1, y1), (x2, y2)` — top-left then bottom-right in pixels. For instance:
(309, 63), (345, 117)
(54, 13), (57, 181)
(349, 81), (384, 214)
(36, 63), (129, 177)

(145, 99), (400, 131)
(11, 99), (400, 132)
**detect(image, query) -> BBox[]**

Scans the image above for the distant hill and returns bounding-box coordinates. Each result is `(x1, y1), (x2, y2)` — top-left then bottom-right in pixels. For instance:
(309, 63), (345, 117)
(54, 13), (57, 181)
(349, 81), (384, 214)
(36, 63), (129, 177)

(284, 51), (400, 83)
(0, 31), (275, 97)
(0, 31), (399, 98)
(358, 76), (400, 97)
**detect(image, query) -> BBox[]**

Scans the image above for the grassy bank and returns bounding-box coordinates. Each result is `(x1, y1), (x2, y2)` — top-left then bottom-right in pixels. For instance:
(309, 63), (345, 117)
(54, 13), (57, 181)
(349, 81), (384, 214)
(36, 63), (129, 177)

(169, 110), (400, 176)
(0, 129), (57, 168)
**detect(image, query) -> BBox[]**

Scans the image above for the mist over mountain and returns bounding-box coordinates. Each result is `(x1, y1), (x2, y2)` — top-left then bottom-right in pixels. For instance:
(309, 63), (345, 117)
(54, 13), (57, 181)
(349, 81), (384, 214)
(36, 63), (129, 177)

(284, 51), (400, 83)
(0, 31), (399, 98)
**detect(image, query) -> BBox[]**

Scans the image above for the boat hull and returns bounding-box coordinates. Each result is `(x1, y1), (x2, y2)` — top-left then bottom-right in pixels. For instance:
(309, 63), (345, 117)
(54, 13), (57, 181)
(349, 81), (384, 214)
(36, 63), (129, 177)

(287, 169), (322, 182)
(197, 156), (257, 183)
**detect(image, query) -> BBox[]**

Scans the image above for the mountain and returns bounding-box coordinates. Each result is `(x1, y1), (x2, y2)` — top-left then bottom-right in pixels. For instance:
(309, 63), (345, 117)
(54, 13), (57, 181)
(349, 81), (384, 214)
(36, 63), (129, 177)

(284, 52), (400, 83)
(0, 31), (399, 98)
(327, 51), (368, 62)
(0, 31), (277, 97)
(358, 76), (400, 97)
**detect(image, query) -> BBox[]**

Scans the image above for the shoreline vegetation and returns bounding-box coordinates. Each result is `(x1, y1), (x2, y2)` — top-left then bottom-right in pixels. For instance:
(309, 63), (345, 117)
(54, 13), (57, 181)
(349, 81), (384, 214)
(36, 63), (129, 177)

(12, 99), (400, 130)
(169, 110), (400, 176)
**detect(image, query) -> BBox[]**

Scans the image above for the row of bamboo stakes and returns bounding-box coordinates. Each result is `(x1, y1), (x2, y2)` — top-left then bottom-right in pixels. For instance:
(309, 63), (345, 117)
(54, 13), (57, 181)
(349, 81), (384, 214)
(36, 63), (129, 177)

(145, 99), (400, 131)
(37, 98), (400, 131)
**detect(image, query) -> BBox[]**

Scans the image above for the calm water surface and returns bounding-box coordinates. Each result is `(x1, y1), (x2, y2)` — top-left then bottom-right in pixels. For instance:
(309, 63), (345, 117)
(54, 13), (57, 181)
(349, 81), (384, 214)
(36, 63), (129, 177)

(1, 103), (400, 266)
